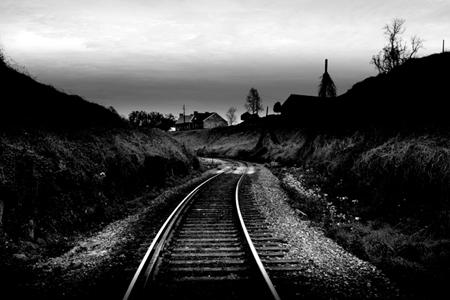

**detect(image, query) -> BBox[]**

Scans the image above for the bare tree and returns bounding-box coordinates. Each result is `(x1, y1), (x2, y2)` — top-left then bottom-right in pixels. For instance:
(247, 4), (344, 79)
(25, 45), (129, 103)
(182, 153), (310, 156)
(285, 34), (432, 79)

(245, 88), (263, 115)
(371, 18), (423, 74)
(226, 107), (237, 125)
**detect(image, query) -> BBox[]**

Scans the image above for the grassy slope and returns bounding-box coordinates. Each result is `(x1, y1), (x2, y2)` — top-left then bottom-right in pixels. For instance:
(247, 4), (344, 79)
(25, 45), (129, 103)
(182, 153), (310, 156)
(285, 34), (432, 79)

(173, 125), (261, 157)
(274, 133), (450, 299)
(1, 128), (198, 241)
(173, 127), (449, 216)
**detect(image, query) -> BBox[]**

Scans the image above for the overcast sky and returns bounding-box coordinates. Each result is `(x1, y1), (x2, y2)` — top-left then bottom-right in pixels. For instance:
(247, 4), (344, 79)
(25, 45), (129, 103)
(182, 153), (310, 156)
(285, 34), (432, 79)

(1, 0), (449, 118)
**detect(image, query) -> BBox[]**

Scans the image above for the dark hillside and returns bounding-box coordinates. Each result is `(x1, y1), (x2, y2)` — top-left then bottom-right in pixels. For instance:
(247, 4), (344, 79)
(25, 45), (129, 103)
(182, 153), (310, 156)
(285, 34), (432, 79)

(279, 53), (450, 132)
(0, 54), (124, 129)
(340, 52), (450, 130)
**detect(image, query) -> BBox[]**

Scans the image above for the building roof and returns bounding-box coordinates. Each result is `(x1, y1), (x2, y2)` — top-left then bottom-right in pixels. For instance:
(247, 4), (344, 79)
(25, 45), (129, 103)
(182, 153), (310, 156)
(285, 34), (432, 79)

(175, 114), (194, 125)
(203, 112), (227, 123)
(192, 112), (213, 123)
(175, 111), (216, 125)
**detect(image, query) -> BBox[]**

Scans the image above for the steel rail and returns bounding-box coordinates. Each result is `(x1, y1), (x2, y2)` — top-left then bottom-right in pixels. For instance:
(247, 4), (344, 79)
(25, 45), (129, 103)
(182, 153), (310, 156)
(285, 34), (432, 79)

(235, 165), (282, 300)
(123, 168), (228, 300)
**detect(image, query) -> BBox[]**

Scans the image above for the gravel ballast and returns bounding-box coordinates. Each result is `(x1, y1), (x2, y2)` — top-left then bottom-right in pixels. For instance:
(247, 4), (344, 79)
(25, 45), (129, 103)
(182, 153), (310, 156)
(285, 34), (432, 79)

(243, 164), (397, 299)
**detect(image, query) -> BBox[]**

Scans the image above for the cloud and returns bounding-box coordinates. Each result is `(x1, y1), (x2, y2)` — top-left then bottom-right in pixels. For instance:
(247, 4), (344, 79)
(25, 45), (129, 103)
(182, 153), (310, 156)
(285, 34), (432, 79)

(6, 31), (88, 53)
(1, 0), (449, 116)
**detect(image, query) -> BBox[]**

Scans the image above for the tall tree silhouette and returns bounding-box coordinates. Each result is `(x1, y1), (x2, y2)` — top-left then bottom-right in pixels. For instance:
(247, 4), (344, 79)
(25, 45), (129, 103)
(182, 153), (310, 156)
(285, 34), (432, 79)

(318, 59), (337, 98)
(245, 87), (263, 115)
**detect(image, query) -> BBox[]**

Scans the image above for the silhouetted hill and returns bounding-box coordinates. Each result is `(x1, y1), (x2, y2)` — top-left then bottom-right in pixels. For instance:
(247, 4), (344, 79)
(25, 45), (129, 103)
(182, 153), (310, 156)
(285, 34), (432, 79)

(277, 52), (449, 132)
(339, 52), (450, 131)
(0, 57), (124, 130)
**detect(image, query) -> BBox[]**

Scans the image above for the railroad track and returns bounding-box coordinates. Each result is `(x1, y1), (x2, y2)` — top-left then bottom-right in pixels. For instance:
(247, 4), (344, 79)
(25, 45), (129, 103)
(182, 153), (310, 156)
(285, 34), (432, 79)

(124, 161), (302, 299)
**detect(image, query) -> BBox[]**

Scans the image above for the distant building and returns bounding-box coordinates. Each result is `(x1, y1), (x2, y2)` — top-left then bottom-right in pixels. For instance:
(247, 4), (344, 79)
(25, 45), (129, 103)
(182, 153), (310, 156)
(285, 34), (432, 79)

(175, 111), (227, 131)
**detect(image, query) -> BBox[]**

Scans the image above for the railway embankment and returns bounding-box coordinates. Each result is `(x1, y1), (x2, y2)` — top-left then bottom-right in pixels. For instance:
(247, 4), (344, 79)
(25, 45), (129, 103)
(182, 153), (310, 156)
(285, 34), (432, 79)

(3, 160), (398, 299)
(173, 127), (450, 299)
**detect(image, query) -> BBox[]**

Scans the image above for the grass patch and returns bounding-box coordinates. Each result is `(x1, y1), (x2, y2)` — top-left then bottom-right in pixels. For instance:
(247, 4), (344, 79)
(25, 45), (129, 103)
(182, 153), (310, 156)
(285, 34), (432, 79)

(329, 222), (450, 299)
(276, 163), (450, 299)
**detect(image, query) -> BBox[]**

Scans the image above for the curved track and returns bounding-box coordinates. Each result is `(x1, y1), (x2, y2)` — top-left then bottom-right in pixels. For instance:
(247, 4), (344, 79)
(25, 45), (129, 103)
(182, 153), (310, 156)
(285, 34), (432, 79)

(124, 161), (281, 300)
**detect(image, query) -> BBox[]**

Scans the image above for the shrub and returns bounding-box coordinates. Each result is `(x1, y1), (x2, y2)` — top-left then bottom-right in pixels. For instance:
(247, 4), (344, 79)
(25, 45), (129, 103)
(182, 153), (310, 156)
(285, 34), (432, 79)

(353, 136), (450, 222)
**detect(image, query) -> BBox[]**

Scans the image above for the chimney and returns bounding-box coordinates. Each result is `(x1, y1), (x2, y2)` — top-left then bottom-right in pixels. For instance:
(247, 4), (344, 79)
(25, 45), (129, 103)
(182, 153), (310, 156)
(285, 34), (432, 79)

(325, 59), (328, 73)
(194, 111), (198, 115)
(179, 113), (183, 118)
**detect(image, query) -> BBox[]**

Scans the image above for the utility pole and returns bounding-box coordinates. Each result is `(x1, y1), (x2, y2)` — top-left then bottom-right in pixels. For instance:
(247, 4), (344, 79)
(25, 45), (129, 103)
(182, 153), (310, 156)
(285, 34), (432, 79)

(443, 40), (445, 53)
(266, 106), (269, 117)
(183, 104), (186, 123)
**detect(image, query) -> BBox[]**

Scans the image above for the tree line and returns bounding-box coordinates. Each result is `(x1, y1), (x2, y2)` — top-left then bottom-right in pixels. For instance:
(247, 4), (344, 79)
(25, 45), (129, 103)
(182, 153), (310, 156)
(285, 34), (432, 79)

(128, 111), (175, 131)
